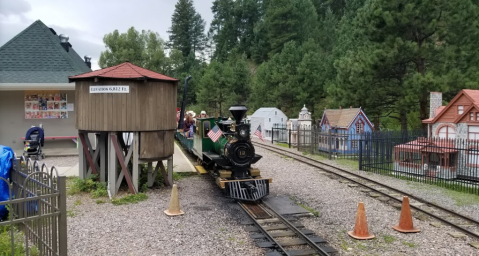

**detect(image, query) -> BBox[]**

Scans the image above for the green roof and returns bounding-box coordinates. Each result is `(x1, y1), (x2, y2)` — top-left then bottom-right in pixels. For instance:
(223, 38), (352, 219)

(0, 20), (91, 83)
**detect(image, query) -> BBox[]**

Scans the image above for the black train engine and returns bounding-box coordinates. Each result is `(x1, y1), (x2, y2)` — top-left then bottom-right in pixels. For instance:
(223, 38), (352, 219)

(202, 105), (270, 201)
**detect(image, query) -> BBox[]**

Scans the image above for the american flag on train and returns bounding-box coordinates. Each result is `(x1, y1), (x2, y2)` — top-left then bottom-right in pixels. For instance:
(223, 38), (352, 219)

(254, 125), (264, 142)
(207, 125), (223, 142)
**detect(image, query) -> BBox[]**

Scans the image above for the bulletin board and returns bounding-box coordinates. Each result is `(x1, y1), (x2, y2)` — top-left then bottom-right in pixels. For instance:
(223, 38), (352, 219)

(24, 90), (68, 119)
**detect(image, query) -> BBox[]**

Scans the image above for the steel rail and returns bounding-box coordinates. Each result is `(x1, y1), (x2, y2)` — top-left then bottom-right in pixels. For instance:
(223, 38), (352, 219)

(254, 142), (479, 240)
(237, 201), (290, 256)
(258, 201), (331, 256)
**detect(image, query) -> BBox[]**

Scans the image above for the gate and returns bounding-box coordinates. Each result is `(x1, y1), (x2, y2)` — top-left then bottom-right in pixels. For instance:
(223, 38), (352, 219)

(1, 156), (67, 256)
(272, 123), (290, 145)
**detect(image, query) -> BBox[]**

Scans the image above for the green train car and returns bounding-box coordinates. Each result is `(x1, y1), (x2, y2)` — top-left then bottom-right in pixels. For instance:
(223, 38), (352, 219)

(175, 105), (271, 201)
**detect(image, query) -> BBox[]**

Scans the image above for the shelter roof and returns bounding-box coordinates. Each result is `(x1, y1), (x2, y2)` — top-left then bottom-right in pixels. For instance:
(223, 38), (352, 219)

(69, 62), (178, 82)
(0, 20), (91, 83)
(394, 137), (457, 153)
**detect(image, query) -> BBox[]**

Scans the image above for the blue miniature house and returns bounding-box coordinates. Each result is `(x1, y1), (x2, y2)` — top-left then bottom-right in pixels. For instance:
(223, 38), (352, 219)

(318, 107), (374, 154)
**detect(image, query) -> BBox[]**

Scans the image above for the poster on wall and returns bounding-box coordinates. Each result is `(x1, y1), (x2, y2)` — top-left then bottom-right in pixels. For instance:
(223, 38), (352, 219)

(24, 90), (68, 119)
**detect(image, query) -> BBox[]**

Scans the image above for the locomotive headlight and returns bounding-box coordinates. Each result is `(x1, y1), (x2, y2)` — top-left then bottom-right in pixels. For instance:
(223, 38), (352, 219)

(240, 129), (247, 137)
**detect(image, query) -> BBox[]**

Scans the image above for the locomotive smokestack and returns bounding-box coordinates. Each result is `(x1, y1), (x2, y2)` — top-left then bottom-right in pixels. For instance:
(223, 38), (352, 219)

(229, 105), (247, 124)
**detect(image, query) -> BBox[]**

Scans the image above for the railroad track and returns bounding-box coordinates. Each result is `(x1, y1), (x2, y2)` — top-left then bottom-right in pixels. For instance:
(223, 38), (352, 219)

(253, 142), (479, 244)
(239, 200), (337, 256)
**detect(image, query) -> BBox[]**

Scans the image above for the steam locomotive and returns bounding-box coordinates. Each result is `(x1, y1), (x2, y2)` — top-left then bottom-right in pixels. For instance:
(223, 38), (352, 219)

(175, 105), (270, 201)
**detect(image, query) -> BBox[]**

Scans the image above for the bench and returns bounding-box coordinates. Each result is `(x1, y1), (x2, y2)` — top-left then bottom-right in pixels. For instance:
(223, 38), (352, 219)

(21, 136), (79, 147)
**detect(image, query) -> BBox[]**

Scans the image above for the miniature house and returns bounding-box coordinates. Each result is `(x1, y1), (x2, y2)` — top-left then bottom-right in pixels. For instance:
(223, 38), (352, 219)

(289, 105), (312, 145)
(393, 137), (458, 179)
(420, 90), (479, 179)
(250, 107), (287, 140)
(318, 107), (374, 154)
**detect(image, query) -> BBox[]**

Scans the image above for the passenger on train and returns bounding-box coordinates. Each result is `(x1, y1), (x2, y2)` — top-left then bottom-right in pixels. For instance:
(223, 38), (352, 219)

(184, 113), (195, 137)
(200, 110), (208, 118)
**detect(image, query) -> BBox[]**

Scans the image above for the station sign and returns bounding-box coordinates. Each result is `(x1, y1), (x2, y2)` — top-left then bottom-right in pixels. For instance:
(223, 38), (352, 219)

(89, 85), (129, 93)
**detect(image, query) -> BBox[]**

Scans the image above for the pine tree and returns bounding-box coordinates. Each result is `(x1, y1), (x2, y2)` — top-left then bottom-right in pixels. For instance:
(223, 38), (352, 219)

(209, 0), (239, 61)
(168, 0), (206, 58)
(332, 0), (479, 131)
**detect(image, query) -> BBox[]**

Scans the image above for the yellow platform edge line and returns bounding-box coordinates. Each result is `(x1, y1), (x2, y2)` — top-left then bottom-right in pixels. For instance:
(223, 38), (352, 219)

(195, 165), (208, 174)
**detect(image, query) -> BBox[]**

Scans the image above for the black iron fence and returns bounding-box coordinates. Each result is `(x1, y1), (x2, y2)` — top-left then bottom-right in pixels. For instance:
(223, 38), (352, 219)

(272, 126), (479, 193)
(296, 126), (377, 160)
(360, 132), (479, 194)
(271, 124), (290, 145)
(0, 156), (67, 256)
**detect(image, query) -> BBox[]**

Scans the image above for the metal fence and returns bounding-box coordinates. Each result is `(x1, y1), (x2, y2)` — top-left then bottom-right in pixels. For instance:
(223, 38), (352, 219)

(1, 156), (67, 256)
(294, 126), (376, 160)
(359, 130), (479, 194)
(271, 124), (290, 145)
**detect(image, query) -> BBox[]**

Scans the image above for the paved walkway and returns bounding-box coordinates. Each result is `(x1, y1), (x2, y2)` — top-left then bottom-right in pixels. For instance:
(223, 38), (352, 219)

(13, 142), (197, 177)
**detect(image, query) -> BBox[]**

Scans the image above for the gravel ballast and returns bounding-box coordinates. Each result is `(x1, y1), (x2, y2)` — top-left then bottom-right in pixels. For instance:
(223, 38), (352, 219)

(67, 176), (263, 256)
(65, 140), (479, 255)
(251, 141), (479, 255)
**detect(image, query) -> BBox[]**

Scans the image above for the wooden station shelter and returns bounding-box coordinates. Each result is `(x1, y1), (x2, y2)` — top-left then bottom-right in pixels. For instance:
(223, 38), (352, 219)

(68, 61), (179, 197)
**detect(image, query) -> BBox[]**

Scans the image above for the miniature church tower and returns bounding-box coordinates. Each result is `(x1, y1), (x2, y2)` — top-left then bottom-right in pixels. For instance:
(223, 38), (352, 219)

(298, 104), (312, 127)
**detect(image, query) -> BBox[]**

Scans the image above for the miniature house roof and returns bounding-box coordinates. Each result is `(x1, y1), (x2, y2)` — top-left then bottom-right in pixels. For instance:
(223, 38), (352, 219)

(394, 137), (457, 153)
(321, 108), (373, 129)
(69, 61), (178, 82)
(423, 89), (479, 123)
(251, 107), (285, 118)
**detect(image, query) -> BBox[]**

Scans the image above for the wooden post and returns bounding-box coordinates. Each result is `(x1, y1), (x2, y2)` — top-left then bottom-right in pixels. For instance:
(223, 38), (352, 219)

(147, 162), (154, 187)
(108, 132), (117, 197)
(132, 132), (139, 192)
(167, 156), (173, 185)
(78, 131), (86, 179)
(99, 132), (106, 182)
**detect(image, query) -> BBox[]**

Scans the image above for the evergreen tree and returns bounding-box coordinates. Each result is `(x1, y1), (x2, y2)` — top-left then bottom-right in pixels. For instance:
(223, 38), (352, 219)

(99, 27), (167, 72)
(331, 0), (479, 130)
(261, 0), (319, 58)
(168, 0), (206, 58)
(209, 0), (239, 61)
(252, 40), (324, 118)
(197, 53), (251, 115)
(236, 0), (262, 58)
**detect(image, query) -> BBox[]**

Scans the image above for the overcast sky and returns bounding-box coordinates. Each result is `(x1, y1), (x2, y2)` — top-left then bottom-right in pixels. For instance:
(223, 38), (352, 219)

(0, 0), (214, 70)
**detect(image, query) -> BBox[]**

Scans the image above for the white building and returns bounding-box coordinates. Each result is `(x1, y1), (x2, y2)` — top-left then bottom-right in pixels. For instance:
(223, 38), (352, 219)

(288, 105), (313, 145)
(250, 107), (288, 140)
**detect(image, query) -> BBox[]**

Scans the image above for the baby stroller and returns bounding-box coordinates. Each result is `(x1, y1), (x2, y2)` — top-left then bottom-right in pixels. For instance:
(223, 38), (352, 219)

(23, 126), (45, 160)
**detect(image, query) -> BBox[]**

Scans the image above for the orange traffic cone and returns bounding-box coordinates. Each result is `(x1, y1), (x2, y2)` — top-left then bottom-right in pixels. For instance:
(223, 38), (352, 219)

(348, 202), (375, 240)
(393, 196), (420, 233)
(164, 184), (184, 216)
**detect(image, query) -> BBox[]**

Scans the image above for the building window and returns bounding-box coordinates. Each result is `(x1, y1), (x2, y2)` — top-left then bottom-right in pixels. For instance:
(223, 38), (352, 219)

(468, 126), (479, 140)
(351, 140), (358, 148)
(275, 111), (277, 115)
(458, 105), (464, 115)
(356, 120), (364, 134)
(437, 125), (456, 139)
(281, 118), (283, 122)
(269, 118), (271, 122)
(471, 112), (474, 121)
(477, 113), (479, 121)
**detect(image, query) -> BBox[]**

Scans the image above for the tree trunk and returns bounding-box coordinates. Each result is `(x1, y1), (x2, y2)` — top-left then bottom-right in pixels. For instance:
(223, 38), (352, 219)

(400, 108), (408, 132)
(374, 115), (380, 131)
(416, 46), (428, 131)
